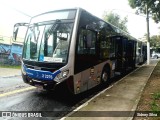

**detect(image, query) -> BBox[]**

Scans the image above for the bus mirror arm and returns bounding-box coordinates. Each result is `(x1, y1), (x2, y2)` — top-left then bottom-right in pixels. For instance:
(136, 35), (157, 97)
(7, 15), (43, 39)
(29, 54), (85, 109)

(13, 27), (19, 41)
(13, 23), (29, 41)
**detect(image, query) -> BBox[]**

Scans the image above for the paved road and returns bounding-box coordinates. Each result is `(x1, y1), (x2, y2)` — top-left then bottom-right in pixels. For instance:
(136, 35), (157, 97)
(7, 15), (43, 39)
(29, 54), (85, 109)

(0, 68), (21, 77)
(0, 69), (127, 120)
(0, 76), (30, 94)
(0, 89), (75, 119)
(0, 76), (109, 119)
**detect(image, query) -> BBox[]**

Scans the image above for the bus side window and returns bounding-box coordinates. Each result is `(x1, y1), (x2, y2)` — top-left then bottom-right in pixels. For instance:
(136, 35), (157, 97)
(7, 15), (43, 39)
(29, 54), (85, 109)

(78, 29), (96, 55)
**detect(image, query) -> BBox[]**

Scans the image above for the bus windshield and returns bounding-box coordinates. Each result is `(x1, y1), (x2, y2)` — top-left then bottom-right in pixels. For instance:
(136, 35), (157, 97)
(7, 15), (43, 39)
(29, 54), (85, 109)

(23, 22), (73, 63)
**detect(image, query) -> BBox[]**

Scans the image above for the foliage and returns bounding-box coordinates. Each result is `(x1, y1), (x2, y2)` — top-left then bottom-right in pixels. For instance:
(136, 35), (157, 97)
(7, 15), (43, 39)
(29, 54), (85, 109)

(151, 92), (160, 113)
(128, 0), (160, 23)
(149, 35), (160, 51)
(0, 63), (21, 69)
(102, 11), (129, 33)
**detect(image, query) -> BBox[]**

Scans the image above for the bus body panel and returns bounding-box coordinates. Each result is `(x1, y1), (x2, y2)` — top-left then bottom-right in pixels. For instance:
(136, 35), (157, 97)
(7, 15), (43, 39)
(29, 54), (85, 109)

(73, 60), (112, 94)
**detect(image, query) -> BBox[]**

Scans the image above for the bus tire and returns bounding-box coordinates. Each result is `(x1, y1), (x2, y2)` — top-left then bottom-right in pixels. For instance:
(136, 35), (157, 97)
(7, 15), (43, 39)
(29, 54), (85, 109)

(101, 66), (110, 83)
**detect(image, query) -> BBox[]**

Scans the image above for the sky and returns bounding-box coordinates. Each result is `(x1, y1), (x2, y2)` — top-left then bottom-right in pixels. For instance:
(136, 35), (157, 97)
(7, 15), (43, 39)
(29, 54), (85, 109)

(0, 0), (160, 40)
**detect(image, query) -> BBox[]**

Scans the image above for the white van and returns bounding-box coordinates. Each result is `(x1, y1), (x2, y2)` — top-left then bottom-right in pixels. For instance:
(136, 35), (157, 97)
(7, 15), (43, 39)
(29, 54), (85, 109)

(152, 51), (160, 59)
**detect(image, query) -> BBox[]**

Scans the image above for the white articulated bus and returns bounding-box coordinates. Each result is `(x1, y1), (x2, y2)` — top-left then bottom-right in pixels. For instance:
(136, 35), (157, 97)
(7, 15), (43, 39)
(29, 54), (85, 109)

(13, 8), (146, 94)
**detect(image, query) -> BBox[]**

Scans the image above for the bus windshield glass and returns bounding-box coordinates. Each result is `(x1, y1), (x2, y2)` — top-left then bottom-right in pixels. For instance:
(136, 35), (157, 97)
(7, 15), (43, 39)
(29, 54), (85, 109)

(23, 21), (73, 63)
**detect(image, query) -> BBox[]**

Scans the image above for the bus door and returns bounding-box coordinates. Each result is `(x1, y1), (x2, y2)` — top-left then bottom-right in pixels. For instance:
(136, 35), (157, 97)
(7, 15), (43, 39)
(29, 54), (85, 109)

(122, 38), (128, 71)
(109, 38), (116, 77)
(126, 40), (136, 69)
(114, 36), (125, 74)
(136, 41), (142, 65)
(142, 43), (147, 62)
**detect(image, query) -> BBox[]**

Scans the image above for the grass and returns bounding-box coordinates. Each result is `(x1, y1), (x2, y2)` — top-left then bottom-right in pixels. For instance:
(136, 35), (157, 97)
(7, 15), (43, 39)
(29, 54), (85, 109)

(153, 92), (160, 100)
(151, 92), (160, 113)
(0, 64), (21, 69)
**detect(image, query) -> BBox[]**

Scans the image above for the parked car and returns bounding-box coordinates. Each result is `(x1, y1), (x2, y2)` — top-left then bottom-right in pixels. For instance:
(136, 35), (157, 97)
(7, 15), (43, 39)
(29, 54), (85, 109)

(151, 52), (160, 59)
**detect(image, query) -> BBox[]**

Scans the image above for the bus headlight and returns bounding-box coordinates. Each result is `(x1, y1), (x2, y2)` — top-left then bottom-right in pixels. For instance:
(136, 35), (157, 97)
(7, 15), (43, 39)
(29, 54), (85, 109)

(54, 70), (69, 81)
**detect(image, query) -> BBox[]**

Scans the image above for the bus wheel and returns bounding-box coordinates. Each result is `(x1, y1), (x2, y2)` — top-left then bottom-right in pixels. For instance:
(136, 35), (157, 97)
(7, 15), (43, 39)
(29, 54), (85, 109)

(101, 67), (110, 83)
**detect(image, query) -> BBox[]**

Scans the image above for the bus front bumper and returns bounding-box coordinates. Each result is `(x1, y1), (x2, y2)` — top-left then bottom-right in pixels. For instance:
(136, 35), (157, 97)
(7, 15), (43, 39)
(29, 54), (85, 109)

(22, 74), (58, 90)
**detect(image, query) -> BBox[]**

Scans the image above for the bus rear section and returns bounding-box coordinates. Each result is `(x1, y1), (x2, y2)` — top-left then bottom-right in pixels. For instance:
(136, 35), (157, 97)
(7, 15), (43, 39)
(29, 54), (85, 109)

(111, 36), (137, 75)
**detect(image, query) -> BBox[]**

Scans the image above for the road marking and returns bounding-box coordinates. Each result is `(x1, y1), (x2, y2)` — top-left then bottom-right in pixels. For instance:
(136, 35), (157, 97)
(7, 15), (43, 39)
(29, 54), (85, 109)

(0, 86), (36, 97)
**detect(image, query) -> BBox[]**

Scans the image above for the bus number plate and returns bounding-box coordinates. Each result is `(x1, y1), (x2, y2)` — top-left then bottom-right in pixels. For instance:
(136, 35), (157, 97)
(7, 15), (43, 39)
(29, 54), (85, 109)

(42, 74), (53, 79)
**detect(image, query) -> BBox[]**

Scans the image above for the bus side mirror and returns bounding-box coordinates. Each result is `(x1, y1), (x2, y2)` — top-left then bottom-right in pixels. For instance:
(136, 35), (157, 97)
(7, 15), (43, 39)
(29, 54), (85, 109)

(13, 26), (19, 41)
(13, 23), (29, 41)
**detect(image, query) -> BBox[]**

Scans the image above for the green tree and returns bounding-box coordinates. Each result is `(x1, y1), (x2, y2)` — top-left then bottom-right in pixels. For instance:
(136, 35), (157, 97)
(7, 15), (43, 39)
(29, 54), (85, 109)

(128, 0), (160, 23)
(143, 33), (160, 51)
(150, 35), (160, 51)
(102, 11), (129, 33)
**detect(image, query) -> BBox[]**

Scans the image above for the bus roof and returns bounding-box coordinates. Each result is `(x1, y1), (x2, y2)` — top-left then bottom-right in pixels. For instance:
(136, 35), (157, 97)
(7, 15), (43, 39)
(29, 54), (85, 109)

(32, 7), (139, 42)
